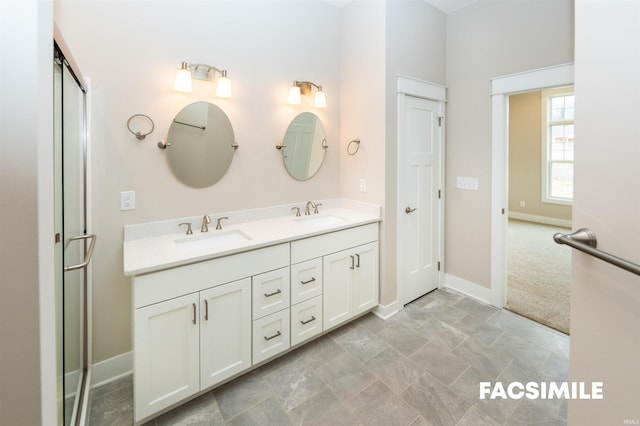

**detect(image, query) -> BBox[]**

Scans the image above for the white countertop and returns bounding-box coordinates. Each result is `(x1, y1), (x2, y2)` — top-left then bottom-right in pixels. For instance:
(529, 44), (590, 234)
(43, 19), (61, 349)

(123, 199), (381, 276)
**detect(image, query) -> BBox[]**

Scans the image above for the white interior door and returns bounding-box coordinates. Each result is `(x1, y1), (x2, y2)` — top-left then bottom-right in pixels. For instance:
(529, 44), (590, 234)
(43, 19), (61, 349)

(398, 95), (442, 305)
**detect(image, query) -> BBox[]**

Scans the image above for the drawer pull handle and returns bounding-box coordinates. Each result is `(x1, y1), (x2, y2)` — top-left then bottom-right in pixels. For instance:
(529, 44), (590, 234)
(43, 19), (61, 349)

(264, 330), (282, 341)
(192, 303), (197, 325)
(356, 254), (360, 268)
(264, 289), (282, 298)
(204, 299), (209, 321)
(300, 316), (316, 325)
(350, 255), (355, 270)
(300, 277), (316, 285)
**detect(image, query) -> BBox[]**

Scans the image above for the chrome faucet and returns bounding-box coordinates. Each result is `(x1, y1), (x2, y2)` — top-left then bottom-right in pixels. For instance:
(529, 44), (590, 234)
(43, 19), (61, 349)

(201, 215), (211, 232)
(305, 201), (322, 215)
(179, 222), (193, 235)
(216, 216), (228, 230)
(291, 207), (301, 217)
(304, 201), (316, 215)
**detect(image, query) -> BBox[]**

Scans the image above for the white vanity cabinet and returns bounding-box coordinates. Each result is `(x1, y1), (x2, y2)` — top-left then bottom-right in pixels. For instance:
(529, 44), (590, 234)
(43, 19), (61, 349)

(134, 293), (201, 421)
(132, 244), (288, 423)
(290, 258), (324, 346)
(129, 214), (380, 424)
(323, 242), (379, 330)
(291, 223), (379, 332)
(200, 278), (252, 389)
(251, 267), (291, 364)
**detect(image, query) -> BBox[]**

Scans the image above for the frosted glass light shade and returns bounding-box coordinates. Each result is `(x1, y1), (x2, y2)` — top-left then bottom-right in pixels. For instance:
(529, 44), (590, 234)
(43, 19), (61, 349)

(174, 66), (192, 92)
(313, 89), (326, 108)
(288, 86), (301, 104)
(215, 75), (232, 98)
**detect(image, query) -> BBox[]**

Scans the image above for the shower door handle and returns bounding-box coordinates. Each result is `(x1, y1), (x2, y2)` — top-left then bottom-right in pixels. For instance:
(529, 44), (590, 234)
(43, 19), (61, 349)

(64, 234), (97, 272)
(405, 207), (417, 214)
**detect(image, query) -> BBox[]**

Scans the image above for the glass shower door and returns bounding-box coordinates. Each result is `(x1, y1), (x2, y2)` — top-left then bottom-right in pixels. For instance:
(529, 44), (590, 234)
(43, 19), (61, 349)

(54, 43), (93, 426)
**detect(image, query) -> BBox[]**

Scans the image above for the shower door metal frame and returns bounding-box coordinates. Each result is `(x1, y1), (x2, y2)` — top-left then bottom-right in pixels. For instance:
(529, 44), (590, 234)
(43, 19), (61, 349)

(55, 24), (93, 426)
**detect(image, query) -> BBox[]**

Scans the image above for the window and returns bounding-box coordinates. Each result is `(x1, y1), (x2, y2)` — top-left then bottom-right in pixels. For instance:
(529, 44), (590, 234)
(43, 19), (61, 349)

(542, 89), (574, 204)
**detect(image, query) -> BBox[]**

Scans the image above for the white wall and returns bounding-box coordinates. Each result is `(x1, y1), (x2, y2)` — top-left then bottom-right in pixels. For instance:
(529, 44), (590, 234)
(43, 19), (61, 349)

(340, 0), (446, 306)
(384, 0), (446, 305)
(55, 0), (342, 363)
(445, 0), (574, 288)
(569, 1), (640, 423)
(0, 0), (56, 423)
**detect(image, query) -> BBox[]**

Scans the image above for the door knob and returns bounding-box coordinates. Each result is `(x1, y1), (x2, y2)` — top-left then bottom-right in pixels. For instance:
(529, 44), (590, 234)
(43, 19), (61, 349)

(405, 207), (417, 214)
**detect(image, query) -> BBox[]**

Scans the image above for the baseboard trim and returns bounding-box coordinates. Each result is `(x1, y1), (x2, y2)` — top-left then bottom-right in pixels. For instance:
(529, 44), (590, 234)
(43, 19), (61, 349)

(373, 300), (399, 320)
(508, 212), (571, 228)
(90, 351), (133, 389)
(444, 274), (494, 306)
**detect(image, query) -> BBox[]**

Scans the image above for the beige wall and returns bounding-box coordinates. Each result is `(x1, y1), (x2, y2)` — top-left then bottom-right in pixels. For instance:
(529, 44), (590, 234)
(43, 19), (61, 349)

(445, 0), (574, 288)
(56, 0), (343, 363)
(509, 91), (572, 222)
(569, 1), (640, 423)
(383, 0), (446, 305)
(0, 0), (55, 423)
(54, 0), (448, 364)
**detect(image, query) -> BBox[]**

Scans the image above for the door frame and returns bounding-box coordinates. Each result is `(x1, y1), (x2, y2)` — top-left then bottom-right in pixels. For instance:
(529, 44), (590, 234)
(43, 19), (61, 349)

(396, 75), (446, 307)
(490, 63), (574, 307)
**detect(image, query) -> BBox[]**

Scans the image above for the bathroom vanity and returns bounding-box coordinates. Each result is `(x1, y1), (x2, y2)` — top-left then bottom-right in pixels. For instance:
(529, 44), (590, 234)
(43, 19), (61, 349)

(124, 199), (380, 423)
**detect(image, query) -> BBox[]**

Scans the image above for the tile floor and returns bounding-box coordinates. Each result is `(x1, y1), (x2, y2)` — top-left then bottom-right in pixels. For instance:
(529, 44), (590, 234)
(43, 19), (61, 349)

(88, 289), (569, 426)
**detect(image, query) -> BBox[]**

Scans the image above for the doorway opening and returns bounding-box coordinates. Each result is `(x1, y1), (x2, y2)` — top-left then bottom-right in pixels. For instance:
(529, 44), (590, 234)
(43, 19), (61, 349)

(505, 88), (573, 334)
(490, 64), (574, 334)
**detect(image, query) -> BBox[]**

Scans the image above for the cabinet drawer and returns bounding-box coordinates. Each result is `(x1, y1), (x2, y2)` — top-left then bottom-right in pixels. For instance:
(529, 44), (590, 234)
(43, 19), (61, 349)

(252, 267), (290, 319)
(290, 258), (323, 305)
(291, 295), (323, 347)
(291, 223), (378, 264)
(252, 309), (290, 364)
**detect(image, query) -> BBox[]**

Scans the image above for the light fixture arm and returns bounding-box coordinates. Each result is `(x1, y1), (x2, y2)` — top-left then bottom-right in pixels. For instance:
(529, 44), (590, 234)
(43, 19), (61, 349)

(189, 63), (228, 80)
(293, 80), (322, 95)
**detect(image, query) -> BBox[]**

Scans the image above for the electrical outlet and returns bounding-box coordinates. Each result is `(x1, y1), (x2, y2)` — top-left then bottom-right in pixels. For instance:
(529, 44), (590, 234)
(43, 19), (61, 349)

(121, 191), (136, 211)
(360, 178), (367, 193)
(519, 200), (526, 208)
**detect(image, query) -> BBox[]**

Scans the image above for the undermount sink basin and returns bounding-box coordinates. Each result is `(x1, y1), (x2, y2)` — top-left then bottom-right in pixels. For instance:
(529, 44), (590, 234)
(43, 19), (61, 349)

(174, 229), (251, 251)
(294, 214), (345, 227)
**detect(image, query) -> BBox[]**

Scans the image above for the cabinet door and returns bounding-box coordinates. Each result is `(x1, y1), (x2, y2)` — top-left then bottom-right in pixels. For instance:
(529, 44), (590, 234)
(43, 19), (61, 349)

(291, 258), (323, 305)
(353, 242), (379, 315)
(200, 278), (251, 389)
(323, 249), (353, 330)
(252, 267), (290, 319)
(134, 293), (200, 422)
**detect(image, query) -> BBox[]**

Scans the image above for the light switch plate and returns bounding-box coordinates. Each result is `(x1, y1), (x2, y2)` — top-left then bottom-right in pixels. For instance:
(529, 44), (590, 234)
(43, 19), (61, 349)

(456, 177), (479, 191)
(120, 191), (136, 210)
(360, 178), (367, 193)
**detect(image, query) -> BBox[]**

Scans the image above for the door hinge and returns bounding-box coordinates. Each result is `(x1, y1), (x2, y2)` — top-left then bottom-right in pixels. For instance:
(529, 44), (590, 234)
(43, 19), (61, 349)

(55, 233), (61, 243)
(438, 116), (444, 127)
(501, 208), (505, 215)
(437, 261), (441, 271)
(438, 189), (441, 199)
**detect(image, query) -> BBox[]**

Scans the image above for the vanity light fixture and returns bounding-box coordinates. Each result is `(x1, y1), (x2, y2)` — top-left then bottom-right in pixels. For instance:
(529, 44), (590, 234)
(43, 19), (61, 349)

(288, 80), (326, 108)
(173, 61), (232, 98)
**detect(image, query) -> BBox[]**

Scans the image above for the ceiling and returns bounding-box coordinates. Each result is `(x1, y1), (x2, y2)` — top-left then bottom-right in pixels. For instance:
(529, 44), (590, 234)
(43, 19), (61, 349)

(424, 0), (478, 14)
(324, 0), (478, 14)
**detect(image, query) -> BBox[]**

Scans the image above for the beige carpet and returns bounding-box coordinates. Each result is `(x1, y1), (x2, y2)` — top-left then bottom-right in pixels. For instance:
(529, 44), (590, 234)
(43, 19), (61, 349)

(506, 219), (571, 334)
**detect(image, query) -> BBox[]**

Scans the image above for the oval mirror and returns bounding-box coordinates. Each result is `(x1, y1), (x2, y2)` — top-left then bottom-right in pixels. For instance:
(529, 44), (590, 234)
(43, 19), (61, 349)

(166, 101), (236, 188)
(281, 112), (327, 180)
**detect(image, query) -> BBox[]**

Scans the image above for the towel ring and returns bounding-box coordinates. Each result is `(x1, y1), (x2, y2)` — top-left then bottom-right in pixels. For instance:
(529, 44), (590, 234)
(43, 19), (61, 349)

(127, 114), (155, 140)
(347, 138), (360, 156)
